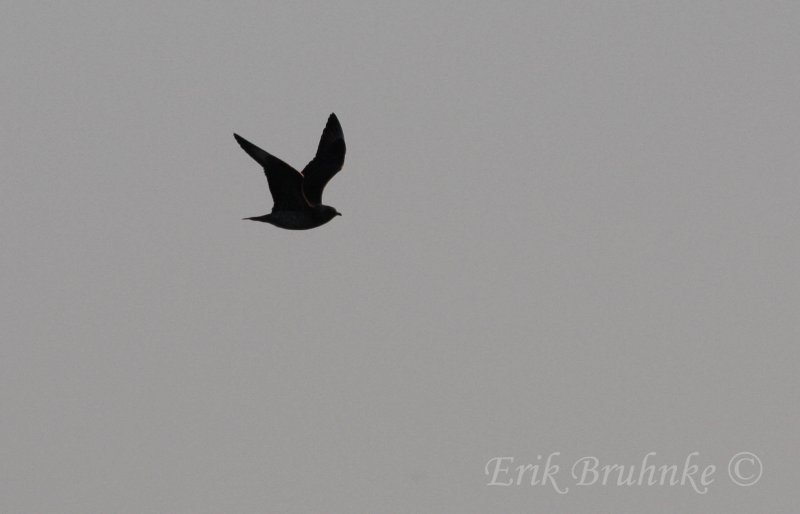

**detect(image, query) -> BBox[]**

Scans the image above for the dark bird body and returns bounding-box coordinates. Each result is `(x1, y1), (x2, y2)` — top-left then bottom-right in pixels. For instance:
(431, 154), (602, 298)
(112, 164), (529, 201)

(234, 113), (346, 230)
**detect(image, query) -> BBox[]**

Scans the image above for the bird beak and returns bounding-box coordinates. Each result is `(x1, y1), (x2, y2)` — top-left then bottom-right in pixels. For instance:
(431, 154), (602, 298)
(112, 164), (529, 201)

(337, 213), (342, 216)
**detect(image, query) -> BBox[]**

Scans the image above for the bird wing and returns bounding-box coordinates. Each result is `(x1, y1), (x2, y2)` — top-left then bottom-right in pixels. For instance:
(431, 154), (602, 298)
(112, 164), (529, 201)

(301, 113), (346, 205)
(234, 133), (310, 211)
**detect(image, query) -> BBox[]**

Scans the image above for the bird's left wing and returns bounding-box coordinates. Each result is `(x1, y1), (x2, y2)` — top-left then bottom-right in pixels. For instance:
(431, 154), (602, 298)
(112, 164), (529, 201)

(234, 133), (310, 211)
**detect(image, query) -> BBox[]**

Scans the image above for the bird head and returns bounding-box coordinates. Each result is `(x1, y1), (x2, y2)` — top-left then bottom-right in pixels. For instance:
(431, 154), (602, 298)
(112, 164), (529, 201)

(317, 204), (342, 220)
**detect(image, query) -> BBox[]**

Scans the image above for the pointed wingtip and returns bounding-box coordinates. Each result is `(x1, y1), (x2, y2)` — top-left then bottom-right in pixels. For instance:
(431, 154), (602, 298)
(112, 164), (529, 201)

(325, 113), (342, 133)
(233, 133), (253, 151)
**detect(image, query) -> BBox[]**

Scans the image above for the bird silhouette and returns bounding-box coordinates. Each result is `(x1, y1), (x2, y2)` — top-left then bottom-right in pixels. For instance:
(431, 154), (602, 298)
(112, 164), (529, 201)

(234, 113), (346, 230)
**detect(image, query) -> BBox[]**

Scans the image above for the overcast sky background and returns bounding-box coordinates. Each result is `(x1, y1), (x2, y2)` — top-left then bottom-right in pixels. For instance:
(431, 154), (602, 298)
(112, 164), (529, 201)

(2, 2), (799, 512)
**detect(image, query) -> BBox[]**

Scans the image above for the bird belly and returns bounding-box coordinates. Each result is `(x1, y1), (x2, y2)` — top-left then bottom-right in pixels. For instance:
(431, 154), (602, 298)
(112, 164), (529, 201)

(264, 211), (329, 230)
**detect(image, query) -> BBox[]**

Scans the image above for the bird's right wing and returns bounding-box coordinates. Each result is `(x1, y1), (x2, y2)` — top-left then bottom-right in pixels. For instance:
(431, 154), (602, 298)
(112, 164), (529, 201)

(301, 113), (346, 205)
(234, 134), (310, 211)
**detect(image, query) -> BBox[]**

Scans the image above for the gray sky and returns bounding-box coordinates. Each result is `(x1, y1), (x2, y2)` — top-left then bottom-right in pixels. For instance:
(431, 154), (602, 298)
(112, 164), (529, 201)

(2, 2), (799, 512)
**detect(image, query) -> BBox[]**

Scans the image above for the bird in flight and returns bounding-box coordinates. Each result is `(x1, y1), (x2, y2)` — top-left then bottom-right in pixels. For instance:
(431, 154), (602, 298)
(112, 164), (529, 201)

(234, 113), (346, 230)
